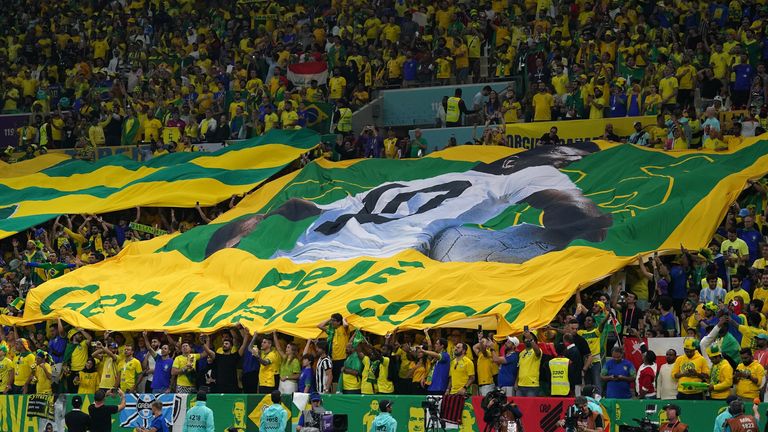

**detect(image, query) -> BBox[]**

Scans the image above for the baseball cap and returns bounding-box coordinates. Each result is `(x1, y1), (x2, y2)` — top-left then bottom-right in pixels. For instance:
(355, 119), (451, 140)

(594, 300), (605, 310)
(739, 208), (750, 217)
(756, 334), (768, 341)
(309, 392), (322, 402)
(507, 336), (520, 346)
(380, 400), (393, 411)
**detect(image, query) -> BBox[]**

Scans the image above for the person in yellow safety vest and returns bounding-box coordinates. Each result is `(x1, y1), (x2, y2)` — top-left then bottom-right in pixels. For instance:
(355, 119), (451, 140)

(39, 115), (52, 151)
(550, 340), (572, 396)
(335, 100), (353, 134)
(444, 88), (475, 127)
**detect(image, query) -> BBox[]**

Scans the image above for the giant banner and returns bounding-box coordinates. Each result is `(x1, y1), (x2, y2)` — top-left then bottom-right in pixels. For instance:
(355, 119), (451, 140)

(12, 138), (768, 334)
(0, 129), (319, 239)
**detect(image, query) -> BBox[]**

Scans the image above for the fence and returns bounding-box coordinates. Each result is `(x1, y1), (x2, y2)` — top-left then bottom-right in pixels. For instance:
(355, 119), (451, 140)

(0, 393), (757, 432)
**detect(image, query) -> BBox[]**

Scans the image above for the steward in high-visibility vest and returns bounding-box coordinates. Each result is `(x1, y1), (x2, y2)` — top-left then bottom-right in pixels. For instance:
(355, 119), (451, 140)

(443, 88), (474, 126)
(446, 96), (461, 123)
(335, 100), (353, 133)
(549, 355), (571, 396)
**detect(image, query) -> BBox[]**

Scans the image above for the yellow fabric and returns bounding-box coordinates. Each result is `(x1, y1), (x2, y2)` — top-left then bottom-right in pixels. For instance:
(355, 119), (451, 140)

(377, 356), (394, 394)
(361, 355), (374, 394)
(119, 357), (142, 390)
(330, 326), (349, 361)
(476, 351), (494, 385)
(659, 77), (678, 104)
(532, 93), (554, 121)
(396, 348), (413, 379)
(738, 324), (768, 349)
(35, 362), (52, 394)
(671, 352), (710, 394)
(259, 349), (281, 387)
(736, 360), (765, 399)
(0, 357), (12, 391)
(383, 138), (398, 159)
(98, 356), (117, 389)
(78, 370), (99, 394)
(753, 287), (768, 314)
(342, 362), (361, 391)
(449, 356), (474, 393)
(13, 353), (35, 386)
(709, 360), (733, 400)
(69, 339), (89, 372)
(578, 328), (602, 362)
(518, 348), (541, 387)
(172, 353), (200, 387)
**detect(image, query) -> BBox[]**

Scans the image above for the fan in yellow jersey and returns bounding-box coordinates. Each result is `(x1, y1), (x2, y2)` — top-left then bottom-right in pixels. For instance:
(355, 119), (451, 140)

(671, 338), (710, 399)
(34, 351), (54, 394)
(66, 328), (93, 394)
(12, 338), (36, 394)
(735, 348), (765, 400)
(172, 338), (211, 394)
(75, 358), (100, 395)
(117, 345), (143, 392)
(0, 346), (12, 394)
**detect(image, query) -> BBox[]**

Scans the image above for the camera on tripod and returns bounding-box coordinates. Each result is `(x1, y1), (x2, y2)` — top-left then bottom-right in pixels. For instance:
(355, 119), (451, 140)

(618, 404), (659, 432)
(421, 396), (445, 432)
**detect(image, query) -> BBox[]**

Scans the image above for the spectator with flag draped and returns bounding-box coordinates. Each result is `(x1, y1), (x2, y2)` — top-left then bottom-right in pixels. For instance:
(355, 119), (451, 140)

(707, 345), (734, 401)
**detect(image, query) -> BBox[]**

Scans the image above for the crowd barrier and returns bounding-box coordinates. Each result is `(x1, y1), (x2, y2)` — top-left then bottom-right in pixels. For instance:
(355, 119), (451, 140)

(0, 393), (754, 432)
(410, 115), (657, 151)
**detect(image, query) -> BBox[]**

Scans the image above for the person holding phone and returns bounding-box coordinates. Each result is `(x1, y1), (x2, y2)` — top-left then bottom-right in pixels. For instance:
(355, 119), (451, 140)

(517, 328), (542, 397)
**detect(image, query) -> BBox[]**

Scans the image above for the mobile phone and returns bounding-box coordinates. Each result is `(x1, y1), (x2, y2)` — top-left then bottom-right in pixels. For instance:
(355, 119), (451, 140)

(523, 325), (529, 333)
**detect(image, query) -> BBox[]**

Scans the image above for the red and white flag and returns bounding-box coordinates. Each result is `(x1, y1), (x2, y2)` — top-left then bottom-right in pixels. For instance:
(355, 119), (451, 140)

(287, 61), (328, 86)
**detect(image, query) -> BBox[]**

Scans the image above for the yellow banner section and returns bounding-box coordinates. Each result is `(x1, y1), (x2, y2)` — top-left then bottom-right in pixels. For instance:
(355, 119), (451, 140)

(505, 116), (656, 149)
(13, 247), (622, 338)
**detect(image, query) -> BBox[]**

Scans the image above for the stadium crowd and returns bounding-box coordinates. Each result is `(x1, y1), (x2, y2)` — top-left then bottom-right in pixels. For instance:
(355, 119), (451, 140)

(4, 0), (768, 159)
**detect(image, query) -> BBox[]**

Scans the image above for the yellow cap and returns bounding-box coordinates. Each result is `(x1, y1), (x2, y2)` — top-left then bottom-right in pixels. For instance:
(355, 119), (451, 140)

(683, 338), (698, 351)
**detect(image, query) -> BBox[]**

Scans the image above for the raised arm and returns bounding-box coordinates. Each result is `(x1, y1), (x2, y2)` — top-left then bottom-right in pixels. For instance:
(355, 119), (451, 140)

(195, 202), (212, 223)
(273, 332), (285, 357)
(238, 326), (249, 357)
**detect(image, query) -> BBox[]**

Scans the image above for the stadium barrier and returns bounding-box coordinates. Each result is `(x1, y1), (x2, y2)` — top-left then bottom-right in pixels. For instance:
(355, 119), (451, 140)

(0, 393), (756, 432)
(409, 115), (657, 151)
